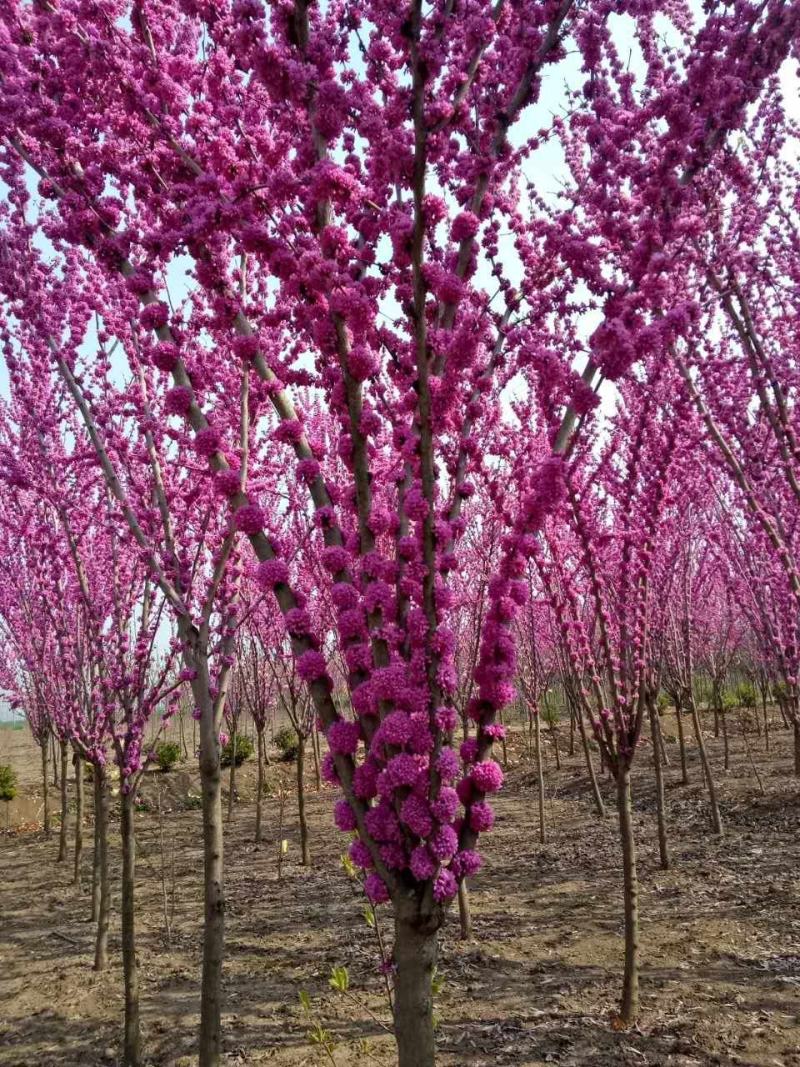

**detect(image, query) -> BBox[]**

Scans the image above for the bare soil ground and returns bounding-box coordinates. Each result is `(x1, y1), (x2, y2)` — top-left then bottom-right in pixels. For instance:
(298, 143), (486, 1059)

(1, 713), (799, 1067)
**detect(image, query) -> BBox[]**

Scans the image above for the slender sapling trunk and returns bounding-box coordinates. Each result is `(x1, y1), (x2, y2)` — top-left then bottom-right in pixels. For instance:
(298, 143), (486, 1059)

(198, 719), (225, 1067)
(675, 703), (689, 785)
(577, 706), (606, 818)
(58, 738), (70, 863)
(535, 709), (546, 844)
(296, 731), (309, 865)
(616, 763), (639, 1024)
(457, 879), (472, 941)
(94, 766), (110, 971)
(73, 751), (84, 885)
(255, 727), (265, 844)
(648, 699), (670, 870)
(688, 695), (723, 835)
(120, 788), (141, 1067)
(41, 739), (50, 836)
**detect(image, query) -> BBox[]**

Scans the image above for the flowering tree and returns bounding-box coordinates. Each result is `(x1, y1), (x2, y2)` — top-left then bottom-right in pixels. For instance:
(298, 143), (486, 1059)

(1, 0), (798, 1063)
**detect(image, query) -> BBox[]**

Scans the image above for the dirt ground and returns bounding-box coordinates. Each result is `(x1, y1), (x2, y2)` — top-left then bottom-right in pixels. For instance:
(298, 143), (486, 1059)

(1, 712), (799, 1067)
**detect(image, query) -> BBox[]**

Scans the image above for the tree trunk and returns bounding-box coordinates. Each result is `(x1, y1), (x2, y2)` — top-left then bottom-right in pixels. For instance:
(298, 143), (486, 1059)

(657, 713), (670, 767)
(794, 720), (800, 777)
(255, 727), (265, 844)
(180, 710), (189, 760)
(199, 727), (224, 1067)
(41, 739), (50, 836)
(52, 733), (59, 787)
(616, 765), (639, 1025)
(763, 696), (770, 753)
(227, 730), (237, 824)
(74, 751), (84, 886)
(311, 725), (321, 791)
(457, 879), (472, 940)
(721, 708), (730, 771)
(91, 773), (100, 923)
(675, 704), (689, 785)
(120, 788), (141, 1067)
(297, 732), (310, 866)
(94, 766), (110, 971)
(393, 904), (438, 1067)
(549, 719), (561, 771)
(569, 706), (576, 757)
(689, 697), (723, 835)
(535, 711), (546, 844)
(58, 739), (70, 863)
(498, 707), (509, 769)
(577, 707), (605, 818)
(648, 701), (670, 870)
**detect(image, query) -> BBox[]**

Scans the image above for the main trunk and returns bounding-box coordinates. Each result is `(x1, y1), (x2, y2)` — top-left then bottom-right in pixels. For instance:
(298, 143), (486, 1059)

(94, 766), (110, 971)
(393, 904), (439, 1067)
(120, 789), (141, 1067)
(58, 739), (70, 862)
(297, 732), (310, 865)
(74, 752), (84, 885)
(616, 765), (639, 1024)
(40, 739), (50, 836)
(794, 720), (800, 777)
(199, 730), (224, 1067)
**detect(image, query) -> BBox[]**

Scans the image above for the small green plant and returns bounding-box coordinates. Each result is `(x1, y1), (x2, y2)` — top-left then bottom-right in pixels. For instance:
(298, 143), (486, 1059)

(220, 734), (254, 767)
(274, 725), (299, 762)
(541, 703), (560, 726)
(340, 850), (358, 880)
(154, 741), (182, 773)
(183, 793), (203, 811)
(734, 681), (758, 709)
(657, 690), (671, 711)
(299, 990), (337, 1065)
(329, 965), (350, 993)
(0, 764), (18, 802)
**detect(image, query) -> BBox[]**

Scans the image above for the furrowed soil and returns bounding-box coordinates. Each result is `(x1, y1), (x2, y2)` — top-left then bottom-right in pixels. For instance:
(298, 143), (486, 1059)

(1, 712), (799, 1067)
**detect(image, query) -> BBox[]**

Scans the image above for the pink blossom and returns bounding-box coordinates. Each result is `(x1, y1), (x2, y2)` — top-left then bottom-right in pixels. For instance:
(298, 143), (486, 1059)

(297, 650), (329, 683)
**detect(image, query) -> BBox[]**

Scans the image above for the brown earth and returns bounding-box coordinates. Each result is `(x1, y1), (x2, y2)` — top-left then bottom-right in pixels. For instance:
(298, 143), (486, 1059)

(1, 712), (799, 1067)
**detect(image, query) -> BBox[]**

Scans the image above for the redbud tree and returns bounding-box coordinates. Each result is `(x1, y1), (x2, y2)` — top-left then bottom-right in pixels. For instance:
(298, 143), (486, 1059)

(1, 0), (797, 1063)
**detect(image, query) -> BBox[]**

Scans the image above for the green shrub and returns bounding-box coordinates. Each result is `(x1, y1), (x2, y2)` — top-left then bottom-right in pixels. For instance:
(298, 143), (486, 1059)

(734, 681), (757, 709)
(273, 725), (299, 762)
(0, 764), (18, 802)
(154, 741), (182, 773)
(541, 703), (560, 726)
(221, 733), (254, 767)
